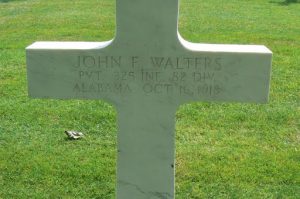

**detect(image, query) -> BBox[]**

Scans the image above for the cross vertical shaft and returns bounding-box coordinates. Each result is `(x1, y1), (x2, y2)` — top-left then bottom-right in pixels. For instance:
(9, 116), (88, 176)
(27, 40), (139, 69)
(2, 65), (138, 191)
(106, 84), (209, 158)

(115, 0), (179, 45)
(117, 100), (177, 198)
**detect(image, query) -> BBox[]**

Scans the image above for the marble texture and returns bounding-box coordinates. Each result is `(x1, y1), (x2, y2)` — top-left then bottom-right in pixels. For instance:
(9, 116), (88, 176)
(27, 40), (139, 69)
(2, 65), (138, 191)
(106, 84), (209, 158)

(26, 0), (272, 198)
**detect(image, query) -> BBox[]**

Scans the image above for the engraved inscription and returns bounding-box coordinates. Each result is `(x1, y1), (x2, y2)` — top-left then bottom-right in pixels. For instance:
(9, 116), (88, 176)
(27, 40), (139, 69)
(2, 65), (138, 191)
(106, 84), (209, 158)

(73, 55), (224, 97)
(76, 56), (122, 68)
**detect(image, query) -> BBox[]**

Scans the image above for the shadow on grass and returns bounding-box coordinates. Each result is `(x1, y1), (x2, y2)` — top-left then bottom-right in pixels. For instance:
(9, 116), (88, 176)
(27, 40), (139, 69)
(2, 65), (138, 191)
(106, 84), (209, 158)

(64, 137), (82, 142)
(270, 0), (300, 5)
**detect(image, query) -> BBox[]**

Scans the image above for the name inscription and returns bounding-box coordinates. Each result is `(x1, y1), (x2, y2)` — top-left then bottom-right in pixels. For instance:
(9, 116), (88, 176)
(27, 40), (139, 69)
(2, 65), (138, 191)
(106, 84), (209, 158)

(73, 55), (224, 97)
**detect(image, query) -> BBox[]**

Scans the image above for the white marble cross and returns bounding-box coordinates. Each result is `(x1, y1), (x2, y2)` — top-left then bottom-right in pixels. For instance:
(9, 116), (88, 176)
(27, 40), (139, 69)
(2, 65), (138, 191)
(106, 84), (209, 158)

(26, 0), (272, 198)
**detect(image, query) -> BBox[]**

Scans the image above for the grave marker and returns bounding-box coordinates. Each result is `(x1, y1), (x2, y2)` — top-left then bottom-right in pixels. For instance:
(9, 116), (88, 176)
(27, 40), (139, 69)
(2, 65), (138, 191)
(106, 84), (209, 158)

(26, 0), (272, 198)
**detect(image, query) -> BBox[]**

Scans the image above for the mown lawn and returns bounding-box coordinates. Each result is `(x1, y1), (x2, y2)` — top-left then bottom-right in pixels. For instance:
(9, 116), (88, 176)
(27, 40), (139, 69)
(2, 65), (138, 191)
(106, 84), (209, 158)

(0, 0), (299, 198)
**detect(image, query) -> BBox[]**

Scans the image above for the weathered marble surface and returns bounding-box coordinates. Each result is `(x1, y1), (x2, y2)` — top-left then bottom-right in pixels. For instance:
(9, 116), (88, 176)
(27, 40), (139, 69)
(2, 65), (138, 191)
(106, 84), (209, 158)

(26, 0), (272, 198)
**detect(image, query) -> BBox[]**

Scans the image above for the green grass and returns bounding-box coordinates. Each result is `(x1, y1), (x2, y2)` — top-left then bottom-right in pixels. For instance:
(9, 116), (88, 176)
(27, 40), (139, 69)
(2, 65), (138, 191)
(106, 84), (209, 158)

(0, 0), (299, 198)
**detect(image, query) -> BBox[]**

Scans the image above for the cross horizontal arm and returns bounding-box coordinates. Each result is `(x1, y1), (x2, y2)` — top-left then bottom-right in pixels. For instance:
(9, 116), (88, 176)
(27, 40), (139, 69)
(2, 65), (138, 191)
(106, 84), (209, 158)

(178, 35), (272, 54)
(26, 41), (112, 50)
